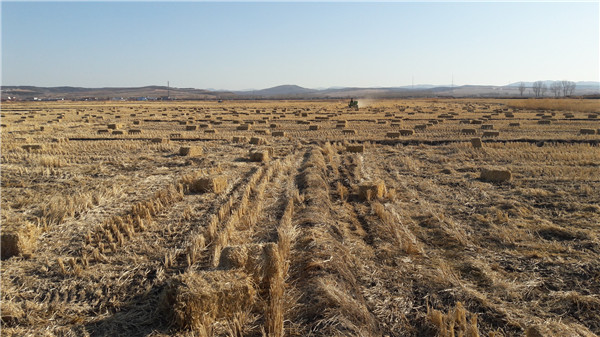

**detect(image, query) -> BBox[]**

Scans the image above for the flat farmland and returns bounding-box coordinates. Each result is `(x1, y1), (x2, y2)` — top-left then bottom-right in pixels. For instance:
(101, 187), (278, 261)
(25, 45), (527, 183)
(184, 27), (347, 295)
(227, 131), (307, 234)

(1, 99), (599, 337)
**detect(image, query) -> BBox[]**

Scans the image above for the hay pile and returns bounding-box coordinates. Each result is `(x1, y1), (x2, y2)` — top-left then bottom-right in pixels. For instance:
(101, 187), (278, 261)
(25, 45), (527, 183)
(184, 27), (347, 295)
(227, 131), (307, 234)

(480, 168), (512, 183)
(249, 150), (269, 162)
(250, 137), (266, 145)
(179, 146), (203, 156)
(346, 145), (364, 153)
(482, 131), (499, 137)
(21, 144), (43, 152)
(580, 129), (596, 135)
(191, 176), (227, 193)
(358, 181), (386, 201)
(1, 223), (40, 259)
(160, 271), (256, 330)
(470, 138), (483, 149)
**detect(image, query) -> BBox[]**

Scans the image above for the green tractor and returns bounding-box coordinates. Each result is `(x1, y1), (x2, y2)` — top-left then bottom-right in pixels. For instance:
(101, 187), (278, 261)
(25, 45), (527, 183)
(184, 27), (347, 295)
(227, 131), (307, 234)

(348, 98), (359, 110)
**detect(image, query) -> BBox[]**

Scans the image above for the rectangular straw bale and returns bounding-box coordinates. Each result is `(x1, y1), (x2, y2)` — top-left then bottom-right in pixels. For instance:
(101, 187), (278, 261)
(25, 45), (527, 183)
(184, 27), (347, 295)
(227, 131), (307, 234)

(249, 150), (269, 162)
(249, 137), (266, 145)
(160, 271), (256, 329)
(480, 168), (512, 183)
(471, 137), (483, 148)
(399, 129), (414, 136)
(580, 129), (596, 135)
(179, 146), (203, 156)
(1, 223), (40, 259)
(482, 131), (500, 137)
(358, 181), (386, 201)
(191, 176), (227, 193)
(21, 144), (43, 152)
(346, 144), (364, 153)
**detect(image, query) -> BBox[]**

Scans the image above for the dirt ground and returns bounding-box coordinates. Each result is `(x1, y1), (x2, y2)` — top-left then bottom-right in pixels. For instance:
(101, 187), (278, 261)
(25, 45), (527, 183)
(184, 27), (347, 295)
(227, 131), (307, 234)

(1, 99), (599, 336)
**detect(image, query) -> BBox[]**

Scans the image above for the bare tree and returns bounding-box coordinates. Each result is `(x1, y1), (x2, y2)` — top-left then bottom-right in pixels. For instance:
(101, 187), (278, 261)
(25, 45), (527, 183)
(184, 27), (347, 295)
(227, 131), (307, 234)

(541, 83), (548, 97)
(518, 82), (526, 97)
(550, 82), (562, 98)
(532, 81), (543, 97)
(560, 80), (576, 97)
(568, 81), (576, 96)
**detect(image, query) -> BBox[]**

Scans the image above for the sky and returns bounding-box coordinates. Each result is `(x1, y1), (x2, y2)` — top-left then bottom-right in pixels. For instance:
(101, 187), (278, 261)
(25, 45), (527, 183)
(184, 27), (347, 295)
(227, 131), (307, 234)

(1, 1), (599, 90)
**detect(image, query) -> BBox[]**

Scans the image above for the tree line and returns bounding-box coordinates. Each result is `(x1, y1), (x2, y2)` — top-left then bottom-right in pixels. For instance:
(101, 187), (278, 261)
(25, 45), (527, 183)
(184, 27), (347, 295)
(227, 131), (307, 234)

(518, 81), (576, 98)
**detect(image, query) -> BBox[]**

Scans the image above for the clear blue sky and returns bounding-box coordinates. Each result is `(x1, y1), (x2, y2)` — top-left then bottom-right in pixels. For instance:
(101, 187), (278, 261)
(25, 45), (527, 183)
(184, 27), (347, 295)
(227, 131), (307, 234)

(2, 1), (598, 90)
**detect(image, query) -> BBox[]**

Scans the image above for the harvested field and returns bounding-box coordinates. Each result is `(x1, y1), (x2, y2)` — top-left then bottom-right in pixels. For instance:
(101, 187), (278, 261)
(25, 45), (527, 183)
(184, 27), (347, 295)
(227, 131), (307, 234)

(1, 98), (599, 336)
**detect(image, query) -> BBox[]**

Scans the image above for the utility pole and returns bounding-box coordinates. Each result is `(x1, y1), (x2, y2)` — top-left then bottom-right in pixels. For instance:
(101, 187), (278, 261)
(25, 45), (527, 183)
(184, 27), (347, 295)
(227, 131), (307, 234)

(167, 81), (170, 100)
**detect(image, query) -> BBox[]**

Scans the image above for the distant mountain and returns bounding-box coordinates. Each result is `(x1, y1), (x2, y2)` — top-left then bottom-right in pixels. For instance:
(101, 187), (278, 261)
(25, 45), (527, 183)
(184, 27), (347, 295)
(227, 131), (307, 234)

(234, 85), (317, 97)
(1, 85), (235, 100)
(3, 81), (599, 101)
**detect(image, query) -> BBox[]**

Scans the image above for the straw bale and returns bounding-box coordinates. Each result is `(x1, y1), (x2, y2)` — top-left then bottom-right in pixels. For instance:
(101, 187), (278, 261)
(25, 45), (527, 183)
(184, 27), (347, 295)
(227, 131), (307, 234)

(1, 223), (40, 259)
(482, 131), (500, 137)
(250, 137), (266, 145)
(21, 144), (43, 152)
(191, 176), (227, 193)
(358, 181), (386, 201)
(160, 271), (256, 329)
(346, 145), (364, 153)
(249, 150), (269, 162)
(399, 129), (414, 136)
(179, 146), (203, 156)
(580, 129), (596, 135)
(480, 168), (512, 183)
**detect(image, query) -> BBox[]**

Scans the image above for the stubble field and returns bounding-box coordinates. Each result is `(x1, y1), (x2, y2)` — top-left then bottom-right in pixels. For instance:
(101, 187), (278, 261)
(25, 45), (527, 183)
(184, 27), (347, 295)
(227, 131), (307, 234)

(1, 98), (599, 337)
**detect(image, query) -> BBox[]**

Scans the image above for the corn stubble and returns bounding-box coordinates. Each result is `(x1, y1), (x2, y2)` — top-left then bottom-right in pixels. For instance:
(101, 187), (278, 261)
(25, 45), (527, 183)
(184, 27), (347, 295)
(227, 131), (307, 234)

(1, 99), (599, 336)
